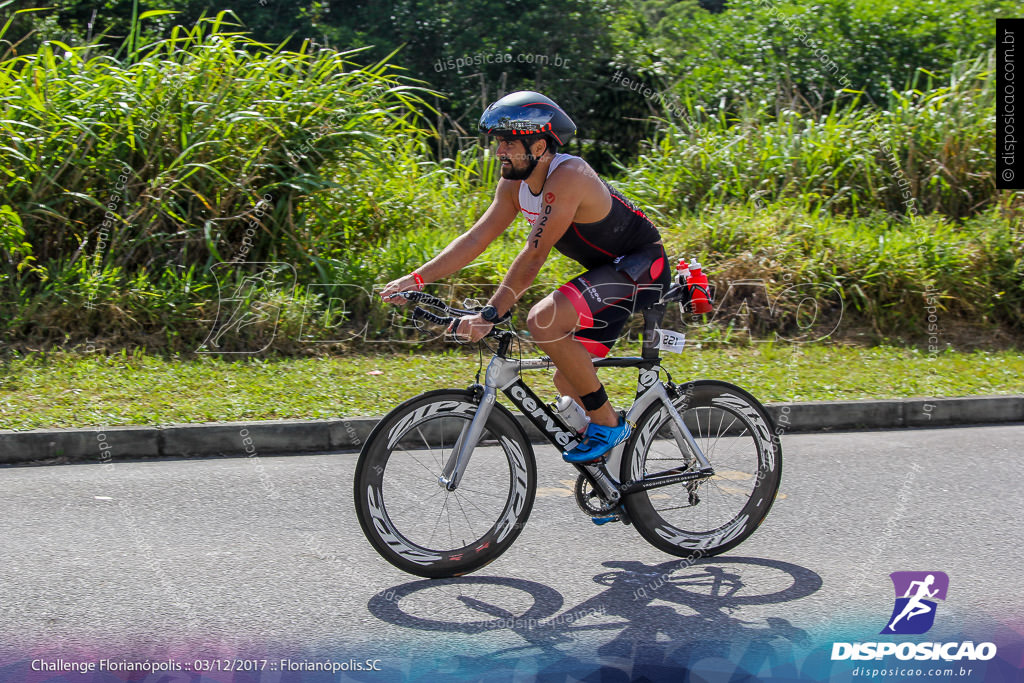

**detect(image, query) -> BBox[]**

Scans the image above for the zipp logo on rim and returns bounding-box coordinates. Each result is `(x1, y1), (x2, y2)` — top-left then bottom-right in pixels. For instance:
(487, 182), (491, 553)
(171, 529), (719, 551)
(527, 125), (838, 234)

(493, 436), (531, 543)
(387, 401), (477, 449)
(366, 486), (442, 565)
(656, 514), (749, 550)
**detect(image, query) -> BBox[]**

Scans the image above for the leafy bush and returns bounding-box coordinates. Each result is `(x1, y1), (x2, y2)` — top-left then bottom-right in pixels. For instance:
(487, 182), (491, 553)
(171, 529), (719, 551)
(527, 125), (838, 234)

(0, 10), (1020, 354)
(617, 53), (997, 219)
(0, 12), (434, 346)
(614, 0), (1019, 115)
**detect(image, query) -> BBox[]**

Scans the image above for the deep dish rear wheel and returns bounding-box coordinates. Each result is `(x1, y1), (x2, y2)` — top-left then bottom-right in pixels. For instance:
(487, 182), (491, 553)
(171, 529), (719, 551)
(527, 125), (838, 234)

(621, 381), (782, 558)
(353, 390), (537, 578)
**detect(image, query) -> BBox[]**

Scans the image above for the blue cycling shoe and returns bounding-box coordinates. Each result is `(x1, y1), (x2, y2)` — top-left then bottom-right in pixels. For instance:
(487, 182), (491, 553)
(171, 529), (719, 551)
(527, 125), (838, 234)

(562, 417), (632, 464)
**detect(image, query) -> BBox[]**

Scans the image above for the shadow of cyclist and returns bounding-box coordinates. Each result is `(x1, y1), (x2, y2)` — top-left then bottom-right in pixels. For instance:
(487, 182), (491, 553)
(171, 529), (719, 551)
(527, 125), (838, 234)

(366, 556), (822, 680)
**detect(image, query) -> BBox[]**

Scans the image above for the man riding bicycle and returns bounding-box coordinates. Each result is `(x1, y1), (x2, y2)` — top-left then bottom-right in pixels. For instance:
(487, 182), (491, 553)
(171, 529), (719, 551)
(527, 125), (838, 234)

(381, 91), (670, 464)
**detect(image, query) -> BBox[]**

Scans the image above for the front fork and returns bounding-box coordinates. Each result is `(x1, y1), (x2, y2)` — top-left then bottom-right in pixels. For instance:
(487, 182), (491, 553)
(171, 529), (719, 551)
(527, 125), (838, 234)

(438, 382), (623, 501)
(437, 384), (496, 491)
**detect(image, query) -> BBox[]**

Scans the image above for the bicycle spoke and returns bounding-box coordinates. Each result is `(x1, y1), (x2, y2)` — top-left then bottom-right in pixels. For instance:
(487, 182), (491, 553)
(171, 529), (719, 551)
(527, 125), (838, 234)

(449, 491), (478, 546)
(706, 476), (753, 496)
(453, 486), (506, 498)
(386, 487), (446, 520)
(440, 419), (446, 467)
(708, 426), (750, 463)
(652, 503), (696, 513)
(452, 489), (494, 518)
(416, 426), (441, 470)
(705, 411), (740, 459)
(396, 444), (441, 479)
(427, 493), (450, 550)
(445, 493), (455, 550)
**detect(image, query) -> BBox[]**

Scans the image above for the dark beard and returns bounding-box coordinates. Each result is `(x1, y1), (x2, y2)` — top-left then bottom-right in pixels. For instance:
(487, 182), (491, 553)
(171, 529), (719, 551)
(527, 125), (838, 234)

(501, 156), (538, 180)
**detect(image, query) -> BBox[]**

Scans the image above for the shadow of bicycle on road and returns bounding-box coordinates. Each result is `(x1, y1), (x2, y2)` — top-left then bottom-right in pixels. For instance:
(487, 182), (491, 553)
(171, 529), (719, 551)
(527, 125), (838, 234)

(367, 555), (822, 680)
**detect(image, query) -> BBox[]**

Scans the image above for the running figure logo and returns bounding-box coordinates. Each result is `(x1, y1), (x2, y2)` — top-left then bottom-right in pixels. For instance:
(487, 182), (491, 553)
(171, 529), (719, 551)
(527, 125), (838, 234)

(881, 571), (949, 635)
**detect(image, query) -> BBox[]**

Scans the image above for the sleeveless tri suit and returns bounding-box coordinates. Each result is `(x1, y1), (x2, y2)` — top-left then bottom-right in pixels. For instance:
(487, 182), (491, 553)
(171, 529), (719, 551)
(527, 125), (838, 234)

(516, 153), (671, 356)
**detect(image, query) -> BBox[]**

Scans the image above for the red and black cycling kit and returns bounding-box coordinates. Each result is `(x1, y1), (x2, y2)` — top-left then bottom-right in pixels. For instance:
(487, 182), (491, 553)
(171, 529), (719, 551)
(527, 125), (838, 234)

(518, 153), (670, 357)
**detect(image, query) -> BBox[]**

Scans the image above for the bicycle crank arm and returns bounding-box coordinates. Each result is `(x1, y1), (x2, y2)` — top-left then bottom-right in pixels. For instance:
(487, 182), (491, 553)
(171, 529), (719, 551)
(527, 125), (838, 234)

(619, 467), (715, 495)
(578, 461), (621, 504)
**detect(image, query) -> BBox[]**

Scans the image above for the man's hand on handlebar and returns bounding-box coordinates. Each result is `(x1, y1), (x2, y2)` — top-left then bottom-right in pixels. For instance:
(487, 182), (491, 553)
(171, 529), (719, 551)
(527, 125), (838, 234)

(385, 289), (508, 343)
(380, 274), (420, 304)
(449, 313), (494, 343)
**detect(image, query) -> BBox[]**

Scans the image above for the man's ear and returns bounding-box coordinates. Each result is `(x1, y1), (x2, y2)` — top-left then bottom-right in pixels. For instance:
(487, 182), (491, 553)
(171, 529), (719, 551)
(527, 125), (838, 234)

(530, 137), (548, 157)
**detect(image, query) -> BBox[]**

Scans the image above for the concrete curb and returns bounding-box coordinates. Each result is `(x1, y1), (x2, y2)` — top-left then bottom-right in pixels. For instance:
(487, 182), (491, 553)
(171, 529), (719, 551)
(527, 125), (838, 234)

(2, 395), (1022, 465)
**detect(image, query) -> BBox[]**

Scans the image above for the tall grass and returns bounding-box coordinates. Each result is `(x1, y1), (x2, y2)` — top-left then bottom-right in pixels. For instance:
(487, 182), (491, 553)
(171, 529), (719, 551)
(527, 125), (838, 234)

(0, 18), (1019, 353)
(618, 53), (998, 220)
(654, 204), (1023, 339)
(0, 12), (434, 344)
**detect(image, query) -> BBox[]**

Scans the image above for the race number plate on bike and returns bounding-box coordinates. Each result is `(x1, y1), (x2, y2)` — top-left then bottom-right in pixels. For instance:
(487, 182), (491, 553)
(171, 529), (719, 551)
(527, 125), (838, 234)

(654, 328), (686, 353)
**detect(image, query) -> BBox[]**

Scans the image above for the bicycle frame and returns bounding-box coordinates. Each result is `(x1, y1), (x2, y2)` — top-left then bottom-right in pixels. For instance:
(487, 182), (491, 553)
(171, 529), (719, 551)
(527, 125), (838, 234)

(438, 347), (715, 504)
(358, 286), (781, 578)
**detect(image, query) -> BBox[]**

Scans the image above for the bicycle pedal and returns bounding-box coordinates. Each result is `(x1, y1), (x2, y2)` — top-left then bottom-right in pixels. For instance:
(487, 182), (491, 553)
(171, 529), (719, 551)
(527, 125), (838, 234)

(591, 515), (620, 526)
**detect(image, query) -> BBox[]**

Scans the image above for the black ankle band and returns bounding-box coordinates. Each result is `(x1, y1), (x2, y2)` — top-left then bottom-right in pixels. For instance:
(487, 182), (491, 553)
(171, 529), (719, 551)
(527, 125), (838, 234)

(580, 385), (608, 412)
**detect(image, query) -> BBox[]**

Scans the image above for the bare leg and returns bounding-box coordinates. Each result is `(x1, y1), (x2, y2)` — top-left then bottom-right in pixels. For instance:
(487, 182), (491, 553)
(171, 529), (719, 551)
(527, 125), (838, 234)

(528, 292), (618, 428)
(552, 369), (582, 405)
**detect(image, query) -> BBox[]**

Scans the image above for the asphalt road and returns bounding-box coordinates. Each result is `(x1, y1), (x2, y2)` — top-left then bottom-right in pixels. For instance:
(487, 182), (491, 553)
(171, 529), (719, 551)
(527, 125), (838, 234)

(1, 424), (1022, 681)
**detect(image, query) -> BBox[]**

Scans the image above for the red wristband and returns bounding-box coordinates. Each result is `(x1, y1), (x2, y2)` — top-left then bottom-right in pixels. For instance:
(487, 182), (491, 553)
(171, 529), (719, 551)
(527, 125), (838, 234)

(412, 272), (425, 291)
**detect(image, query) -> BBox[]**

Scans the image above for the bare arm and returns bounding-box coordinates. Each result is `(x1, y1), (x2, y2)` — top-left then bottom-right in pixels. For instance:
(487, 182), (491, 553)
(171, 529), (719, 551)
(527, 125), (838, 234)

(487, 175), (581, 317)
(380, 179), (520, 298)
(452, 171), (581, 346)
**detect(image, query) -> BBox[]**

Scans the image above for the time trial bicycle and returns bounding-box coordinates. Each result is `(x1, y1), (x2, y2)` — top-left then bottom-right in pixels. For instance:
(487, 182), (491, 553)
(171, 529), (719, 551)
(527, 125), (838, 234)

(353, 283), (782, 578)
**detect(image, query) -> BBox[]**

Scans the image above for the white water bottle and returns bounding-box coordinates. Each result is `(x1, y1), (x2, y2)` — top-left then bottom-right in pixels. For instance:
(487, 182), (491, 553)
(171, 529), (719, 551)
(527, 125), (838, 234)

(553, 395), (590, 433)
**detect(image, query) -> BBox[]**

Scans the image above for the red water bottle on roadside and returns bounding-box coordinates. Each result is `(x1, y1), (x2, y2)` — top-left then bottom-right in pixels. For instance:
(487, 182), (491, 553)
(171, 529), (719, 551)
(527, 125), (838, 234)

(685, 258), (713, 314)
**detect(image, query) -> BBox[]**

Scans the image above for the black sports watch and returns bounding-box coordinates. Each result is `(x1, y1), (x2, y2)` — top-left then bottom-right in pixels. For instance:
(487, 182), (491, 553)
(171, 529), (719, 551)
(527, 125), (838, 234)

(479, 305), (502, 323)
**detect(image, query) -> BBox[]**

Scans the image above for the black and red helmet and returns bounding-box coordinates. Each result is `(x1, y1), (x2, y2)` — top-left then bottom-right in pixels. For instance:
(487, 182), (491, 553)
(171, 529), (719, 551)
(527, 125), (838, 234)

(478, 91), (576, 147)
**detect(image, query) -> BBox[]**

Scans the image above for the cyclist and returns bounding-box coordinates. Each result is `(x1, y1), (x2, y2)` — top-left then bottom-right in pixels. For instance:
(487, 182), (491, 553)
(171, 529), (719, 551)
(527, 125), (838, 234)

(381, 91), (670, 464)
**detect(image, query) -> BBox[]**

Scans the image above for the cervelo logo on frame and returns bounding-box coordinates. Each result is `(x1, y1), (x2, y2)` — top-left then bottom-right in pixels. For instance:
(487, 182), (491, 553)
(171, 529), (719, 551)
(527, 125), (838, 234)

(831, 571), (997, 663)
(882, 571), (949, 635)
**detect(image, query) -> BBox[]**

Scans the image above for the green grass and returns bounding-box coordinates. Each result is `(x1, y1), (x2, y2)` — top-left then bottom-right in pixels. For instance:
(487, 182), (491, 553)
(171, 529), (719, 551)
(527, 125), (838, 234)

(0, 12), (435, 344)
(1, 344), (1021, 430)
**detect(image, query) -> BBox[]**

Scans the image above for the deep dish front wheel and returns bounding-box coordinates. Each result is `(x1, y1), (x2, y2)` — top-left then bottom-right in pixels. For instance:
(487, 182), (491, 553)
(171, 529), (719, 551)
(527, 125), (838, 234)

(353, 390), (537, 578)
(621, 380), (782, 558)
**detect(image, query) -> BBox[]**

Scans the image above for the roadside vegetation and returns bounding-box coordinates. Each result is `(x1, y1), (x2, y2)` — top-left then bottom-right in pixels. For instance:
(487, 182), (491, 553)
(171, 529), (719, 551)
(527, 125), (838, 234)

(3, 344), (1023, 429)
(0, 1), (1021, 418)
